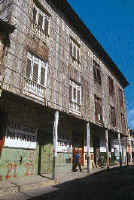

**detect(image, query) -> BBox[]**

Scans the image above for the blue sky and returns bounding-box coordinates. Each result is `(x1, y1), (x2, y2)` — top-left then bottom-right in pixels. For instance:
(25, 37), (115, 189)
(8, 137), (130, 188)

(67, 0), (134, 129)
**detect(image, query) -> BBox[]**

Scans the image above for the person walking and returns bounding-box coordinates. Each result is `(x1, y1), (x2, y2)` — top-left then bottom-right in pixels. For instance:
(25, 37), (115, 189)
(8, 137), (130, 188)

(73, 150), (82, 172)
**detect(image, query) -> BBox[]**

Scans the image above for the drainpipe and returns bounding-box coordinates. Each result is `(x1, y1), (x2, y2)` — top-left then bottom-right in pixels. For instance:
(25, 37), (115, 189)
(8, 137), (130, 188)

(118, 133), (122, 167)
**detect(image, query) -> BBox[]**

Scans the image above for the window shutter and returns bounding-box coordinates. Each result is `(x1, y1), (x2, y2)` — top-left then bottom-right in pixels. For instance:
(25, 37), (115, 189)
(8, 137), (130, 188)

(40, 67), (45, 85)
(33, 7), (37, 24)
(77, 89), (80, 105)
(33, 63), (38, 82)
(44, 18), (49, 36)
(26, 58), (31, 79)
(38, 14), (43, 30)
(69, 85), (72, 102)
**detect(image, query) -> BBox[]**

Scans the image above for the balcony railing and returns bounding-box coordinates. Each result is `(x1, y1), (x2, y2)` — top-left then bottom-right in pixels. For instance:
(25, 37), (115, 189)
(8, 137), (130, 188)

(24, 78), (45, 100)
(69, 102), (81, 115)
(31, 24), (47, 42)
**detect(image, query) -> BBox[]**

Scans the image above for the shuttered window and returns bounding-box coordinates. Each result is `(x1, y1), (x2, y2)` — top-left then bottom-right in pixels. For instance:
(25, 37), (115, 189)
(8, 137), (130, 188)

(26, 52), (48, 86)
(95, 96), (103, 123)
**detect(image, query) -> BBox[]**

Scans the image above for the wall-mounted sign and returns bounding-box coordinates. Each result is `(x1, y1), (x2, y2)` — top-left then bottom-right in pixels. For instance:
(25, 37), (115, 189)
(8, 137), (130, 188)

(4, 120), (37, 149)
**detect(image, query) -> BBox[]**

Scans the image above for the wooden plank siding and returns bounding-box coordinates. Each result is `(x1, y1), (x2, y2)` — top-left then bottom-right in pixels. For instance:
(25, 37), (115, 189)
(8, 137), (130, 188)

(0, 0), (128, 135)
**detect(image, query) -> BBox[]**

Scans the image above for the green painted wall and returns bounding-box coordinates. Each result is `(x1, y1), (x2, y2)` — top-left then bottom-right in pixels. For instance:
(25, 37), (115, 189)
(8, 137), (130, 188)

(0, 147), (38, 181)
(56, 152), (72, 175)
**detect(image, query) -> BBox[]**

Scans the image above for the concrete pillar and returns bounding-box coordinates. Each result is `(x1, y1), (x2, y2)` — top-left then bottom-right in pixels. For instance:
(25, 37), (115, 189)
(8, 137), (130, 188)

(53, 111), (59, 180)
(118, 133), (122, 167)
(105, 129), (109, 169)
(87, 122), (91, 173)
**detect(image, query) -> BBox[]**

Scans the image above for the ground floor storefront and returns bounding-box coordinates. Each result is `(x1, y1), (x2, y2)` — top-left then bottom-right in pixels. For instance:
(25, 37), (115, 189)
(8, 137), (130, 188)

(0, 92), (127, 181)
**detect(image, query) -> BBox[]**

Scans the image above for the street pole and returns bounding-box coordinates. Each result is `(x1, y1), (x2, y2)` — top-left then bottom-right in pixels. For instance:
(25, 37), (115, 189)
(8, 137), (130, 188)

(87, 122), (90, 173)
(53, 111), (59, 180)
(105, 129), (109, 169)
(118, 133), (122, 167)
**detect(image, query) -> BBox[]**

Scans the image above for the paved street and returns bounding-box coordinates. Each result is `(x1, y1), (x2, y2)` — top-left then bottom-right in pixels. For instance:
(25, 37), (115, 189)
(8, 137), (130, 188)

(1, 166), (134, 200)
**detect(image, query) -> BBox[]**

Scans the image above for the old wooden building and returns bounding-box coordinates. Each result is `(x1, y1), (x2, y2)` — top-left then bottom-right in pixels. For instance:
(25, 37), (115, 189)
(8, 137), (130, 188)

(0, 0), (129, 181)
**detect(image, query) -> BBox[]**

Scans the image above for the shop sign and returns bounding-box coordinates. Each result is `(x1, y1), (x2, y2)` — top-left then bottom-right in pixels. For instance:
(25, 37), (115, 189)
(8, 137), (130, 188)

(4, 120), (37, 149)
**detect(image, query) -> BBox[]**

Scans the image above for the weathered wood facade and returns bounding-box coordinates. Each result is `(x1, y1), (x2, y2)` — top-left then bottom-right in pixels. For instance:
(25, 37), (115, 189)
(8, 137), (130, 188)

(0, 0), (129, 180)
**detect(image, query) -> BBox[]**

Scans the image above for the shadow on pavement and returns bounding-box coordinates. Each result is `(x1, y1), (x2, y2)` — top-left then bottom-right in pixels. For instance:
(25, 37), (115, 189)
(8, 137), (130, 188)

(27, 166), (134, 200)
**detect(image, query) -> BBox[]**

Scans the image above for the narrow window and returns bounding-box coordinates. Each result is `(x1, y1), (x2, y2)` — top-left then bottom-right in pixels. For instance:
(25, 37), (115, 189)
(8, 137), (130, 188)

(38, 13), (43, 30)
(109, 77), (114, 96)
(26, 52), (48, 86)
(70, 42), (72, 56)
(33, 7), (37, 24)
(44, 18), (49, 36)
(69, 80), (82, 113)
(73, 45), (76, 59)
(73, 87), (76, 101)
(77, 90), (80, 105)
(33, 63), (38, 82)
(119, 88), (123, 106)
(69, 85), (72, 102)
(121, 113), (126, 131)
(95, 96), (103, 123)
(40, 67), (45, 85)
(110, 106), (116, 127)
(26, 58), (32, 79)
(93, 60), (101, 85)
(77, 49), (80, 63)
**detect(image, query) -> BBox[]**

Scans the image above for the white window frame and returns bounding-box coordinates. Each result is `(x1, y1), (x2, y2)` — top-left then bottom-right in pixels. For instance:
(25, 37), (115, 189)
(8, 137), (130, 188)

(27, 52), (48, 87)
(33, 4), (49, 33)
(70, 80), (81, 105)
(70, 40), (80, 62)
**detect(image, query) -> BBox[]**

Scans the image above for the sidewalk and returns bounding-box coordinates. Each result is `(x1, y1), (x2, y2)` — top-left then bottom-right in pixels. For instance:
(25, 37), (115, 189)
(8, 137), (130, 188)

(0, 167), (107, 198)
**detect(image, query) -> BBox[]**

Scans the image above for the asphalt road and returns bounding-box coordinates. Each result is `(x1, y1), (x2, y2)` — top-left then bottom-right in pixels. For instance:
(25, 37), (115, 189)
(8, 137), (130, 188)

(28, 166), (134, 200)
(1, 166), (134, 200)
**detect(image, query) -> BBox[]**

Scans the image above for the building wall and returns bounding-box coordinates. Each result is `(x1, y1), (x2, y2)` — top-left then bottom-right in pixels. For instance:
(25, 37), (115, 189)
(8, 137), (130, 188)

(1, 0), (127, 134)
